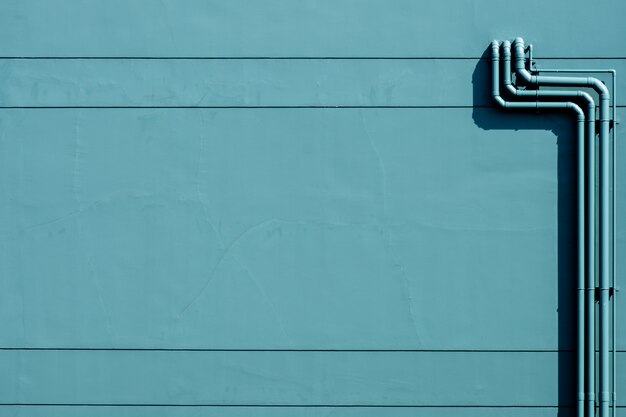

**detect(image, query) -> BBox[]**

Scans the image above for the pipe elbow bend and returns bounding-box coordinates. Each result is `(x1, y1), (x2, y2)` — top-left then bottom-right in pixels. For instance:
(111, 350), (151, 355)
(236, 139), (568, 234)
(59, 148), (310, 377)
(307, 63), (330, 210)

(505, 83), (517, 96)
(578, 91), (596, 110)
(493, 95), (507, 108)
(578, 91), (594, 102)
(567, 103), (585, 121)
(512, 65), (534, 84)
(588, 77), (610, 97)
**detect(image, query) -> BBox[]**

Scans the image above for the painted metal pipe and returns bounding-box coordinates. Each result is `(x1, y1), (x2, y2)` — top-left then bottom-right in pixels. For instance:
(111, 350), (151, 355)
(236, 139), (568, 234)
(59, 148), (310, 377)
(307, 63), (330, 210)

(492, 41), (584, 120)
(492, 40), (586, 416)
(531, 69), (618, 416)
(512, 37), (612, 417)
(499, 40), (592, 417)
(611, 68), (616, 417)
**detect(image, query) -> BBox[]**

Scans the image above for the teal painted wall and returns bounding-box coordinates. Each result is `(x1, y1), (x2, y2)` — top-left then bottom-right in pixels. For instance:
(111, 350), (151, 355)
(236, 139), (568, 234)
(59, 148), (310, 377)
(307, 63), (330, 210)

(0, 1), (625, 416)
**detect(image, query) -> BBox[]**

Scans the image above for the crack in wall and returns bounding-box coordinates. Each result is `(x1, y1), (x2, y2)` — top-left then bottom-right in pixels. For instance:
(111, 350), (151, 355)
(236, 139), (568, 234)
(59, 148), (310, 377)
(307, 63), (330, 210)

(358, 110), (422, 345)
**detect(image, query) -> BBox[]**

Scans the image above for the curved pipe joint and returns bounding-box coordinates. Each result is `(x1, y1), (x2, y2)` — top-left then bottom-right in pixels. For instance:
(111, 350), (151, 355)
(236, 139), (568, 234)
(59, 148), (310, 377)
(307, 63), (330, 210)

(502, 40), (594, 118)
(492, 40), (584, 119)
(513, 37), (610, 98)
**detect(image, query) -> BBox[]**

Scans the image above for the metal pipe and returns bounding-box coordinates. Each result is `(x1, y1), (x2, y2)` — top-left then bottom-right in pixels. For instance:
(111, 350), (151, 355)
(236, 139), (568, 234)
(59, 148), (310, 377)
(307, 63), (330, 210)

(492, 41), (584, 118)
(534, 66), (618, 417)
(531, 72), (616, 347)
(500, 40), (592, 417)
(513, 37), (612, 417)
(492, 40), (586, 417)
(531, 74), (616, 379)
(610, 68), (616, 417)
(609, 68), (617, 417)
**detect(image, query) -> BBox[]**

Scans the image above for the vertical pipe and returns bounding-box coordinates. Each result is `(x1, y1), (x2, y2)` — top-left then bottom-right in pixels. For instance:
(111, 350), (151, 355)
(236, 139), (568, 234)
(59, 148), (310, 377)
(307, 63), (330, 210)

(610, 69), (617, 417)
(599, 90), (611, 417)
(492, 40), (586, 417)
(512, 38), (614, 417)
(576, 103), (587, 417)
(588, 104), (597, 417)
(531, 67), (617, 417)
(585, 101), (596, 417)
(588, 84), (597, 417)
(501, 41), (591, 417)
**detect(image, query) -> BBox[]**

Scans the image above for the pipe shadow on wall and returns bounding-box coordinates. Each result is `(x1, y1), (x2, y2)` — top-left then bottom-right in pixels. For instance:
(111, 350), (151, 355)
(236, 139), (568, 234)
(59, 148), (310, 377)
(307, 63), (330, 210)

(471, 46), (577, 417)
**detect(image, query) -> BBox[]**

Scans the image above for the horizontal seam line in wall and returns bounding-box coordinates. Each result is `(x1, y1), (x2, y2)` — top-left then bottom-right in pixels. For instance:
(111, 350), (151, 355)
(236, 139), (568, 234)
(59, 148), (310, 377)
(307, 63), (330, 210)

(0, 404), (591, 408)
(0, 348), (621, 352)
(0, 57), (625, 60)
(2, 105), (478, 109)
(0, 106), (625, 109)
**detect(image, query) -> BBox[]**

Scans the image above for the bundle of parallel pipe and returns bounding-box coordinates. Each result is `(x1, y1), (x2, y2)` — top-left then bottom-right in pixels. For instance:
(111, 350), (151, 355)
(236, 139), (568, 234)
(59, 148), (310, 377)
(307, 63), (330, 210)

(491, 38), (613, 417)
